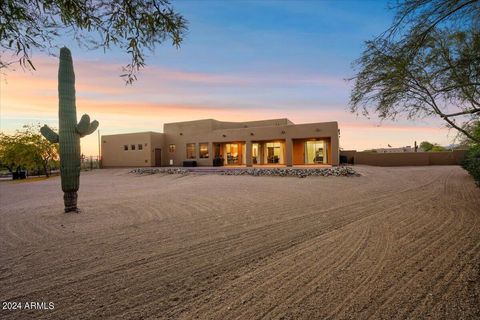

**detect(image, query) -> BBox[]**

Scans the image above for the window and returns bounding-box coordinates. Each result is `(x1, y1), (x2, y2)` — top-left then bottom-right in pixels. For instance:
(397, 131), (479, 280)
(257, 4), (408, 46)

(124, 145), (128, 151)
(186, 143), (196, 159)
(131, 144), (135, 150)
(169, 144), (176, 153)
(199, 143), (209, 158)
(305, 140), (326, 164)
(266, 142), (282, 164)
(138, 144), (143, 150)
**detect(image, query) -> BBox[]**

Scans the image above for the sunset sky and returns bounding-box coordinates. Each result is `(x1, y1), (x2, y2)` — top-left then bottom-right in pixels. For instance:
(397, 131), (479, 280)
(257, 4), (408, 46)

(0, 0), (454, 156)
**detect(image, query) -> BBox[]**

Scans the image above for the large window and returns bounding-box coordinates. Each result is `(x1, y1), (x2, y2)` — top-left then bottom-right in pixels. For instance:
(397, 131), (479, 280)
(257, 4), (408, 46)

(199, 143), (209, 158)
(186, 143), (196, 159)
(266, 142), (282, 164)
(226, 143), (239, 164)
(305, 140), (326, 164)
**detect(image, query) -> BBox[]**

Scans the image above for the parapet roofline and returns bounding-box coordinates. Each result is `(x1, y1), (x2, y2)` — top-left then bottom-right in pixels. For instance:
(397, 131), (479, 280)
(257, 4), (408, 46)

(164, 118), (294, 126)
(101, 131), (163, 137)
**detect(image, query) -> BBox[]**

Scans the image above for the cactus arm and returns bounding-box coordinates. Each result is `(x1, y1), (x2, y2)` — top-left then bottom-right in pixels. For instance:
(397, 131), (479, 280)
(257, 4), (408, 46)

(76, 115), (99, 137)
(40, 125), (59, 143)
(84, 120), (99, 136)
(76, 114), (90, 136)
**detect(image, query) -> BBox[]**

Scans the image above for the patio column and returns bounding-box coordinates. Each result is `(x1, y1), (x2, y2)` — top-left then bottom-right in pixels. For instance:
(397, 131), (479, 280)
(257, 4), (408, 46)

(259, 143), (264, 164)
(286, 138), (293, 167)
(245, 141), (253, 167)
(208, 142), (213, 166)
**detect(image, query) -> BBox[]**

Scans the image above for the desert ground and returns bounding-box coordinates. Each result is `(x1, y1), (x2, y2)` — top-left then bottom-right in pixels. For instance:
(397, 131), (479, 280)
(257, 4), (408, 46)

(0, 166), (479, 319)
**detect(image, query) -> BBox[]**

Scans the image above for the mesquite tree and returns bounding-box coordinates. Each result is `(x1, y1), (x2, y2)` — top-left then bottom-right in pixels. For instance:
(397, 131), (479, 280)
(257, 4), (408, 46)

(41, 47), (98, 212)
(1, 0), (187, 84)
(350, 0), (480, 142)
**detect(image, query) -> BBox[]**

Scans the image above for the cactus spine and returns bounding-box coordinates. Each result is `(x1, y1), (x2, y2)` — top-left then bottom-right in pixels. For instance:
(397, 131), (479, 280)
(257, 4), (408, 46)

(41, 47), (99, 212)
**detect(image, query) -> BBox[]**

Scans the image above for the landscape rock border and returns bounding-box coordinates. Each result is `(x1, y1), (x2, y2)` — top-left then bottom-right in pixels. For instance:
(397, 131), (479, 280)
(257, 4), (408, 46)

(130, 166), (360, 178)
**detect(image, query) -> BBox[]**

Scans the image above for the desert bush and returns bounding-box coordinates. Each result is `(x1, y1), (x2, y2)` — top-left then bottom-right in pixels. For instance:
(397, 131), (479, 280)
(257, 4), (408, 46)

(462, 145), (480, 187)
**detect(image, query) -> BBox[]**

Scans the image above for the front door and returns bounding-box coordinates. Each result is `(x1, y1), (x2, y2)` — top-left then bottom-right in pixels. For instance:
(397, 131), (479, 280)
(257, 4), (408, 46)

(155, 148), (161, 166)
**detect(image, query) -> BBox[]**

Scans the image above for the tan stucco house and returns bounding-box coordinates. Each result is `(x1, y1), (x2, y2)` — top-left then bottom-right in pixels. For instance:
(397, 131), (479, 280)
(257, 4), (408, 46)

(101, 118), (340, 167)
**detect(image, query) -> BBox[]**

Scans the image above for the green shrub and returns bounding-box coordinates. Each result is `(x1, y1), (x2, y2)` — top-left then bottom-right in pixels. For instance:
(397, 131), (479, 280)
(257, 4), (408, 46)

(462, 145), (480, 187)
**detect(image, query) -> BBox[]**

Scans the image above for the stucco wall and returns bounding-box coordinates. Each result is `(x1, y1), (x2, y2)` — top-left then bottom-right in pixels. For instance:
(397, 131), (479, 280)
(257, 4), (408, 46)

(340, 150), (467, 166)
(102, 119), (340, 167)
(164, 121), (340, 166)
(102, 132), (164, 167)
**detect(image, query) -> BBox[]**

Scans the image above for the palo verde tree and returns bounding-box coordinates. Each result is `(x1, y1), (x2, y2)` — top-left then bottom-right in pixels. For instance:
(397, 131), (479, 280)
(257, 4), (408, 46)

(22, 124), (60, 177)
(0, 0), (187, 83)
(350, 0), (480, 143)
(0, 124), (58, 176)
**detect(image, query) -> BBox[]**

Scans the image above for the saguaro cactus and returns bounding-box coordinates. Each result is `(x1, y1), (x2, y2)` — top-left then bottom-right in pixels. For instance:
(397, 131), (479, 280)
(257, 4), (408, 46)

(41, 47), (99, 212)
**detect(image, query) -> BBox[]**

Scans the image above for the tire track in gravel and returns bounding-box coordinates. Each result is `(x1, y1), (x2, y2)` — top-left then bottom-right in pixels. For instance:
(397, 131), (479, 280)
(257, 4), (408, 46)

(149, 171), (448, 319)
(2, 172), (441, 305)
(363, 169), (480, 319)
(1, 167), (479, 320)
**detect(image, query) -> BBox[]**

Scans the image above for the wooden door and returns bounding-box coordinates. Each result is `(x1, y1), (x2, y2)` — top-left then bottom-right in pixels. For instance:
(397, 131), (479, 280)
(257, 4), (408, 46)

(155, 148), (161, 167)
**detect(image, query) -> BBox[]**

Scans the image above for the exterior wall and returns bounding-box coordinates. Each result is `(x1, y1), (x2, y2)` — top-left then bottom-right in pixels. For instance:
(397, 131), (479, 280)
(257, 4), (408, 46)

(164, 120), (340, 166)
(150, 133), (165, 166)
(292, 138), (332, 165)
(102, 132), (164, 167)
(340, 150), (467, 166)
(102, 119), (340, 167)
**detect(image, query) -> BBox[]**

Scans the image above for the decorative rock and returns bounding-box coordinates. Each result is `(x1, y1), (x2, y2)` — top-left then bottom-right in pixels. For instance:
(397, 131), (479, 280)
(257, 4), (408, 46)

(129, 166), (359, 178)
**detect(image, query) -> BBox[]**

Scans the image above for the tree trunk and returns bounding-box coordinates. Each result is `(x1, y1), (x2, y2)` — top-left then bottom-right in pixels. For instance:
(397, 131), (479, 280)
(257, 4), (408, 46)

(44, 162), (50, 177)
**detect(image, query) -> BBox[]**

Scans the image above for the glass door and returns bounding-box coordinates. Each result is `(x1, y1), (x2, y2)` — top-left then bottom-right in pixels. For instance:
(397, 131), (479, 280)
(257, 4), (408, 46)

(225, 143), (240, 165)
(305, 141), (326, 164)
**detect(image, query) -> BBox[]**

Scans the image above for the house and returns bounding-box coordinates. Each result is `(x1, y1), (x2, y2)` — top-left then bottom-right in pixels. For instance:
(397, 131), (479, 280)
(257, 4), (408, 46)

(101, 118), (340, 167)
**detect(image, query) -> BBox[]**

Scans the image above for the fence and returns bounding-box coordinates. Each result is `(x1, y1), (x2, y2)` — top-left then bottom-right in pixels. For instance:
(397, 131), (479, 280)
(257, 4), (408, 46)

(340, 150), (467, 166)
(81, 156), (101, 171)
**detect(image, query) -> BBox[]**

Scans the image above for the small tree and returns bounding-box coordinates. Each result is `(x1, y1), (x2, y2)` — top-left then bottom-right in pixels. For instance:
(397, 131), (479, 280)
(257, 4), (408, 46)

(0, 132), (32, 174)
(0, 125), (59, 177)
(21, 124), (60, 177)
(420, 141), (434, 151)
(1, 0), (187, 83)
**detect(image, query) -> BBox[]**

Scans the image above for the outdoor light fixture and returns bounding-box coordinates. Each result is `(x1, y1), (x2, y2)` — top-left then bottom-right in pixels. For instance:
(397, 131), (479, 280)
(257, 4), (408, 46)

(250, 132), (254, 136)
(222, 134), (226, 137)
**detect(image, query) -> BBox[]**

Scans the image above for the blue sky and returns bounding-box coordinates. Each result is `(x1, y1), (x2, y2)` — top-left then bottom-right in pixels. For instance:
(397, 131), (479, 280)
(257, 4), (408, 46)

(0, 0), (454, 156)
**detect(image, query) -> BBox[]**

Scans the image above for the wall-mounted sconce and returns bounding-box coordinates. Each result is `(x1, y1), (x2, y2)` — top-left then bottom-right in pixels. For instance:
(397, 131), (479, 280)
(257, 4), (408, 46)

(222, 134), (226, 138)
(250, 132), (254, 136)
